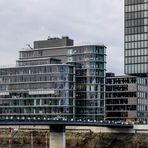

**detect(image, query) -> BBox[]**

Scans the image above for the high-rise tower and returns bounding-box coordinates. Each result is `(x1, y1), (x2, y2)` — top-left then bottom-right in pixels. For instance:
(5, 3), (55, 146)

(124, 0), (148, 76)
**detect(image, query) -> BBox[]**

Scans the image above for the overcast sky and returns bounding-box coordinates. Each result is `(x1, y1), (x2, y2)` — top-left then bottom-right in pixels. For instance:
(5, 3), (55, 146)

(0, 0), (124, 74)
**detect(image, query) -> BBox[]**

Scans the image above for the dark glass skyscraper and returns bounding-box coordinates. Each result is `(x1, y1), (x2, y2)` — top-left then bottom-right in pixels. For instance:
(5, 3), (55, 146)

(124, 0), (148, 76)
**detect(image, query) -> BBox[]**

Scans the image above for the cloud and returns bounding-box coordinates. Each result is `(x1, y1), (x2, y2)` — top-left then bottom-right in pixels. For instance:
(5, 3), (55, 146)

(0, 0), (124, 74)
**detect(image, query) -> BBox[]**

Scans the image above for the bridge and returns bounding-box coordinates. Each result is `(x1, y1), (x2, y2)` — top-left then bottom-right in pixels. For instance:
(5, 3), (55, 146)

(0, 119), (133, 127)
(0, 119), (133, 148)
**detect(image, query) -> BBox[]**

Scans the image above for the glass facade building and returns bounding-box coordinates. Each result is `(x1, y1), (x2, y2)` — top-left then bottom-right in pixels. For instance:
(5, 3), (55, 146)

(124, 0), (148, 75)
(0, 64), (75, 121)
(0, 37), (106, 122)
(68, 45), (106, 120)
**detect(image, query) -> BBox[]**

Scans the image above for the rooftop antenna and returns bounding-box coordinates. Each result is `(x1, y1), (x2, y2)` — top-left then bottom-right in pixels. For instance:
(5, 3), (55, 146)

(26, 44), (33, 49)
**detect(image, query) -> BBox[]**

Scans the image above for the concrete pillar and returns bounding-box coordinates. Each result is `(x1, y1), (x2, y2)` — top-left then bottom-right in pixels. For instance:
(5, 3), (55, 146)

(8, 128), (13, 148)
(50, 125), (65, 148)
(31, 132), (34, 148)
(45, 132), (48, 148)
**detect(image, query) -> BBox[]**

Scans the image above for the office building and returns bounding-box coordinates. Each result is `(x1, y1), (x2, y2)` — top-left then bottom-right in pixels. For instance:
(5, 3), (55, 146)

(124, 0), (148, 76)
(106, 73), (148, 123)
(0, 37), (106, 122)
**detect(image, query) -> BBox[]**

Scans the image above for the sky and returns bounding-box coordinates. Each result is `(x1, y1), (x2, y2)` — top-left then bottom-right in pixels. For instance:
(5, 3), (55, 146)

(0, 0), (124, 74)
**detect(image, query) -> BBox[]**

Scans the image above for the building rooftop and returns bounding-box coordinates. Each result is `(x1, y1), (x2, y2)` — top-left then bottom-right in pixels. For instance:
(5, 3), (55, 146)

(33, 36), (74, 49)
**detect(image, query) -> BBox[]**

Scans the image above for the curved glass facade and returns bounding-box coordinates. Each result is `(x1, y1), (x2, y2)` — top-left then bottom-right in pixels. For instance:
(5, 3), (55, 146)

(0, 39), (106, 123)
(68, 45), (106, 121)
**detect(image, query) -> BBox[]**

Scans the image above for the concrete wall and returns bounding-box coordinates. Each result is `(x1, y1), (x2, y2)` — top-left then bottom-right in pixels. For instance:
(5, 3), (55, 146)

(1, 125), (148, 133)
(67, 126), (135, 133)
(50, 131), (65, 148)
(134, 124), (148, 133)
(67, 125), (148, 134)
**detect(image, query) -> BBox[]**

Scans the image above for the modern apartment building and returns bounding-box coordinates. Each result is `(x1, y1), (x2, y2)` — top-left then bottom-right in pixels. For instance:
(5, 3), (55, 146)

(0, 61), (75, 121)
(124, 0), (148, 76)
(67, 45), (106, 120)
(18, 36), (73, 64)
(0, 37), (106, 122)
(106, 73), (148, 123)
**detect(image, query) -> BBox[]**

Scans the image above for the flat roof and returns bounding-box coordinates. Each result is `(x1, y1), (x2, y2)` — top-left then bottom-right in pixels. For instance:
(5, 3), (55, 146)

(20, 44), (106, 52)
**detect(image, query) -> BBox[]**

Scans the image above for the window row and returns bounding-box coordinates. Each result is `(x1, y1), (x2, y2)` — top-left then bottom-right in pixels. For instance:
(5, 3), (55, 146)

(18, 58), (61, 66)
(125, 0), (145, 6)
(125, 26), (144, 35)
(76, 84), (102, 92)
(106, 85), (128, 91)
(68, 54), (105, 62)
(0, 74), (72, 83)
(18, 60), (50, 66)
(68, 46), (105, 55)
(125, 48), (148, 56)
(125, 11), (145, 20)
(125, 3), (148, 12)
(20, 50), (43, 59)
(137, 78), (148, 85)
(125, 18), (147, 27)
(106, 105), (136, 111)
(106, 92), (136, 98)
(137, 105), (148, 112)
(138, 98), (148, 104)
(125, 33), (148, 42)
(76, 108), (103, 114)
(125, 56), (148, 64)
(0, 83), (73, 93)
(125, 63), (148, 73)
(106, 112), (128, 118)
(76, 100), (100, 107)
(106, 99), (128, 105)
(76, 92), (104, 99)
(0, 107), (72, 114)
(76, 77), (103, 84)
(125, 40), (148, 49)
(138, 85), (148, 92)
(0, 98), (74, 106)
(106, 77), (136, 85)
(0, 65), (73, 76)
